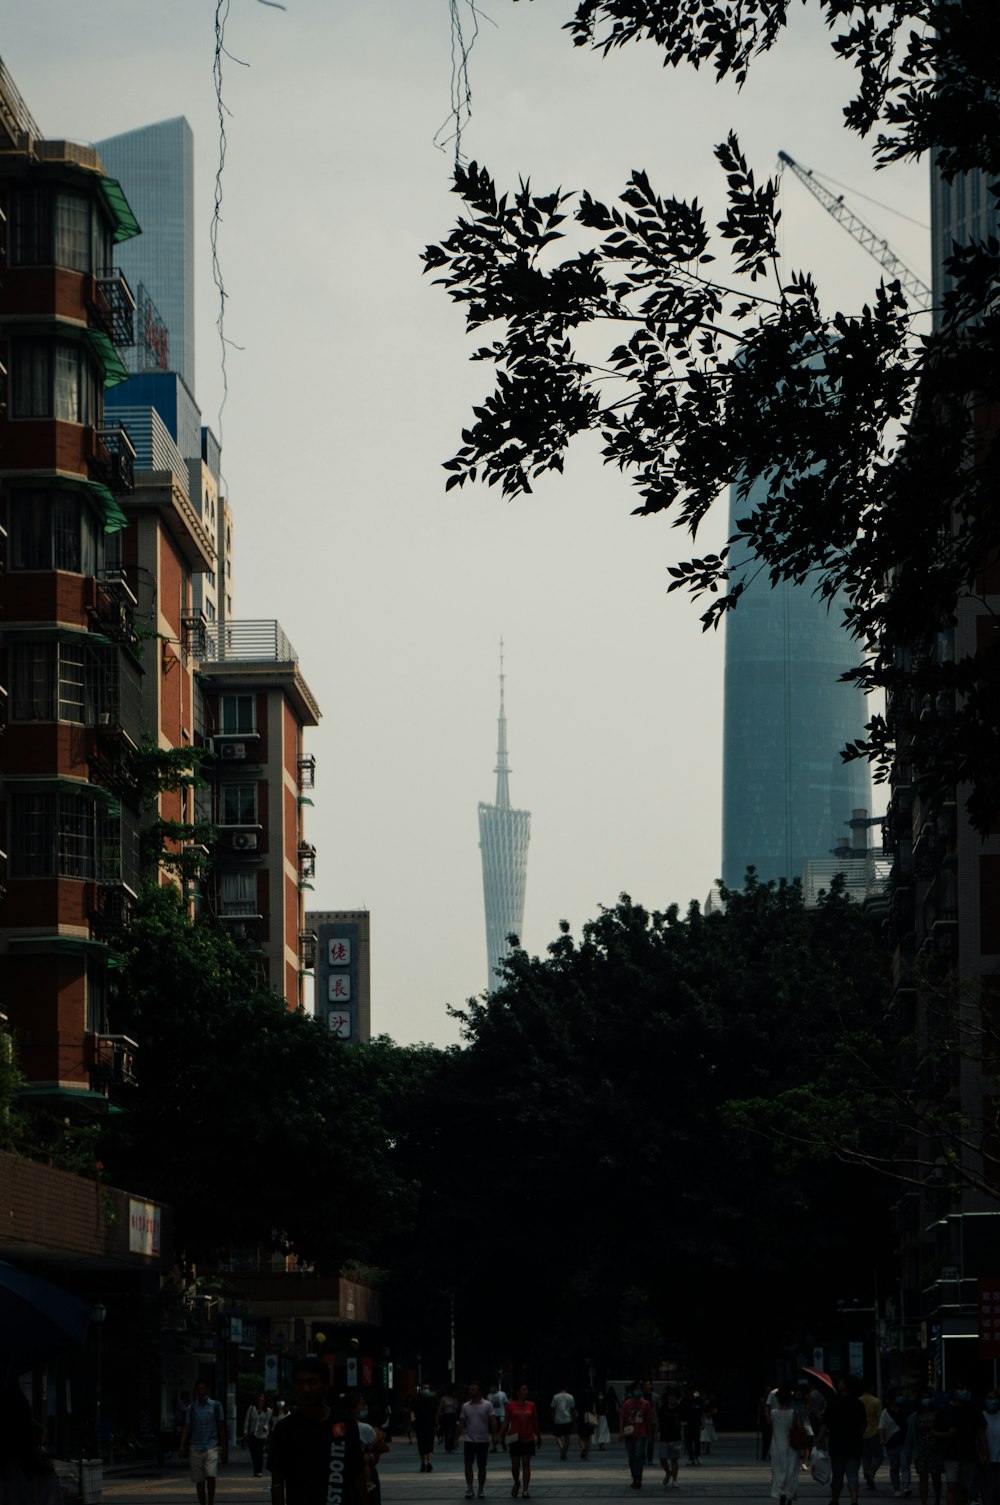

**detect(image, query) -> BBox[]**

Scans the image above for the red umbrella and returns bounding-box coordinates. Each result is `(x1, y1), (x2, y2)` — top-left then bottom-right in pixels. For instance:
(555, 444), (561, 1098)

(801, 1366), (836, 1392)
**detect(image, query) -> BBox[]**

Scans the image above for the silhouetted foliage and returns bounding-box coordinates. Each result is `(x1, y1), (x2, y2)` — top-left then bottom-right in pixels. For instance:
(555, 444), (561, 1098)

(425, 0), (1000, 831)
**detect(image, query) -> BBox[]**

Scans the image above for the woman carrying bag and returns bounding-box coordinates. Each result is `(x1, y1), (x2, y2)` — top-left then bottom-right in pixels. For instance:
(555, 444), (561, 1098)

(241, 1391), (273, 1478)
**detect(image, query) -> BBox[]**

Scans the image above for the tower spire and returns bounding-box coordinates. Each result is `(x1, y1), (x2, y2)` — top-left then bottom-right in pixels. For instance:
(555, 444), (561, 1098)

(494, 637), (511, 810)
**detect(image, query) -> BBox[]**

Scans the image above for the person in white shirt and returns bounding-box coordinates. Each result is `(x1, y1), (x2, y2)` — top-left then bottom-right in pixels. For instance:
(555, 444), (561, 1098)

(550, 1389), (577, 1462)
(241, 1391), (272, 1478)
(457, 1382), (497, 1500)
(488, 1387), (509, 1453)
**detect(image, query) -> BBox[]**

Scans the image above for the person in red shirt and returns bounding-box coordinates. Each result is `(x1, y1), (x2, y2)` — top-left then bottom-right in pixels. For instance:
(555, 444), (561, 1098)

(619, 1381), (655, 1489)
(502, 1384), (542, 1500)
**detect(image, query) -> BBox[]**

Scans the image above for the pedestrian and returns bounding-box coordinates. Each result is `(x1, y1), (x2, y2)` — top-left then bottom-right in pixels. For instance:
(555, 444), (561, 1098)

(457, 1381), (496, 1500)
(658, 1390), (683, 1490)
(346, 1389), (388, 1505)
(0, 1383), (60, 1505)
(643, 1383), (658, 1467)
(769, 1384), (809, 1505)
(979, 1390), (1000, 1505)
(179, 1379), (228, 1505)
(439, 1386), (461, 1454)
(904, 1391), (944, 1505)
(550, 1385), (577, 1462)
(820, 1374), (867, 1505)
(594, 1393), (612, 1451)
(268, 1356), (366, 1505)
(578, 1390), (597, 1461)
(488, 1385), (509, 1453)
(620, 1379), (655, 1490)
(700, 1396), (718, 1457)
(503, 1383), (541, 1500)
(681, 1391), (704, 1468)
(861, 1380), (884, 1491)
(932, 1382), (984, 1505)
(242, 1390), (272, 1478)
(412, 1383), (439, 1473)
(880, 1392), (912, 1498)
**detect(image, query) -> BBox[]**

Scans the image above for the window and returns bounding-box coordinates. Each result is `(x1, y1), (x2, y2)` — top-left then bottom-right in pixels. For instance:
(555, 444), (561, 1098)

(8, 789), (120, 880)
(221, 870), (257, 915)
(220, 694), (255, 735)
(8, 491), (103, 574)
(86, 956), (108, 1035)
(220, 783), (257, 826)
(11, 642), (56, 719)
(10, 638), (115, 723)
(10, 187), (107, 271)
(10, 339), (95, 423)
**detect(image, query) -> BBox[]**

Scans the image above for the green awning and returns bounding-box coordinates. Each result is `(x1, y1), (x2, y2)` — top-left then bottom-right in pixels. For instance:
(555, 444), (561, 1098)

(86, 480), (129, 534)
(85, 328), (130, 389)
(8, 934), (117, 957)
(14, 1087), (126, 1115)
(96, 177), (141, 244)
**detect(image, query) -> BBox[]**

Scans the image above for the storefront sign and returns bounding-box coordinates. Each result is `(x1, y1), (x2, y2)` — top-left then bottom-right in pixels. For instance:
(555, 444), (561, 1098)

(128, 1199), (161, 1256)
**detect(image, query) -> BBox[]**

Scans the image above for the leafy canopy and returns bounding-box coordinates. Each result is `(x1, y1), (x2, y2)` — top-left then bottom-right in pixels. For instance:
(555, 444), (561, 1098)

(425, 0), (1000, 830)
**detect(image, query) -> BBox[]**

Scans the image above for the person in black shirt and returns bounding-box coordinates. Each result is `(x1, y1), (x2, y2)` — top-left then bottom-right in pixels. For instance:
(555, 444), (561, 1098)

(932, 1385), (984, 1505)
(269, 1357), (366, 1505)
(821, 1376), (867, 1505)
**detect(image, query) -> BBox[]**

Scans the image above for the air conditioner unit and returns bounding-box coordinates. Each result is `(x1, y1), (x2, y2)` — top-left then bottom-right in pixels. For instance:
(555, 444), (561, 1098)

(231, 831), (258, 852)
(219, 741), (246, 761)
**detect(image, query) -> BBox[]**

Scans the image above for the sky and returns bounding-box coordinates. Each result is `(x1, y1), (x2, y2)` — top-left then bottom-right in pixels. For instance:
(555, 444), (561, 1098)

(3, 1), (932, 1046)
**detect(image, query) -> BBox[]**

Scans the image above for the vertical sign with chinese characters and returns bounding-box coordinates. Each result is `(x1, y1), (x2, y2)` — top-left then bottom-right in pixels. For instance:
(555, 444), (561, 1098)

(979, 1278), (1000, 1358)
(316, 923), (358, 1041)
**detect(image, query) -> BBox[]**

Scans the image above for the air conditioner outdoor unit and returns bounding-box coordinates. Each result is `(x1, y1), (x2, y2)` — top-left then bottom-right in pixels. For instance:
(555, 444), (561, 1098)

(219, 741), (246, 761)
(231, 831), (258, 852)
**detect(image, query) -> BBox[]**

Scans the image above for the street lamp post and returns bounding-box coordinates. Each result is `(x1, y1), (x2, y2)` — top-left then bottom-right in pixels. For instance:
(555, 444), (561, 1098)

(93, 1303), (107, 1459)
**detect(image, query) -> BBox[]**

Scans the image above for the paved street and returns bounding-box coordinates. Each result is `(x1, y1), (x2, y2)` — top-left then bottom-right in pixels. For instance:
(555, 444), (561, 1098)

(100, 1434), (824, 1504)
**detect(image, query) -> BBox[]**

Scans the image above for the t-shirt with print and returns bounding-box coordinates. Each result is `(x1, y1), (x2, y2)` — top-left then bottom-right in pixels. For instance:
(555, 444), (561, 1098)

(267, 1406), (365, 1505)
(620, 1398), (653, 1439)
(506, 1401), (538, 1441)
(551, 1393), (576, 1426)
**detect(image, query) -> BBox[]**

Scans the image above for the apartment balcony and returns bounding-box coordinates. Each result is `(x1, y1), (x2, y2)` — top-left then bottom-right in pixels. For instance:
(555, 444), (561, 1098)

(88, 569), (139, 651)
(297, 843), (316, 881)
(201, 619), (300, 664)
(88, 424), (137, 496)
(85, 1032), (139, 1087)
(299, 930), (318, 971)
(297, 755), (316, 791)
(89, 267), (137, 348)
(197, 621), (321, 728)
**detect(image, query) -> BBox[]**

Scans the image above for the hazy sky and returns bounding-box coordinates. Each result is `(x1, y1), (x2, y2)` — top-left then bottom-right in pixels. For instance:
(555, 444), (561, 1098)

(4, 2), (931, 1045)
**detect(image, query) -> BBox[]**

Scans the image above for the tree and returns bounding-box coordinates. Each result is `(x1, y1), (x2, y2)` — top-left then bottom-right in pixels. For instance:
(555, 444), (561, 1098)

(423, 0), (1000, 830)
(377, 881), (893, 1377)
(99, 884), (417, 1266)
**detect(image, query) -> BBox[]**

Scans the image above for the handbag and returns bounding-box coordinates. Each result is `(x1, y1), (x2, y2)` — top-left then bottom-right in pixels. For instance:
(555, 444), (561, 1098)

(811, 1447), (832, 1486)
(789, 1415), (809, 1452)
(585, 1412), (598, 1427)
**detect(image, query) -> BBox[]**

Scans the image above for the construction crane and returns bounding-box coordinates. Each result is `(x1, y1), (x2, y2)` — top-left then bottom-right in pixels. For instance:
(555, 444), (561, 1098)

(778, 149), (931, 304)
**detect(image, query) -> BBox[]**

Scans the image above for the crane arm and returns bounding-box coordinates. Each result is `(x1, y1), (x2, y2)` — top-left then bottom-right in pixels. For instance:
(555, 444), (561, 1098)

(778, 149), (931, 304)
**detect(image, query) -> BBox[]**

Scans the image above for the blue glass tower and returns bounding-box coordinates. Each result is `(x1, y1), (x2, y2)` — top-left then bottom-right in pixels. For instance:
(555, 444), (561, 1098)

(478, 648), (531, 990)
(96, 118), (195, 391)
(721, 477), (871, 888)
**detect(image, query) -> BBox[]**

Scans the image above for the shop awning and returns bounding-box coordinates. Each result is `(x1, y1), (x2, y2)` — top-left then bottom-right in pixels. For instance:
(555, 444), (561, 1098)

(14, 1086), (126, 1114)
(96, 177), (141, 244)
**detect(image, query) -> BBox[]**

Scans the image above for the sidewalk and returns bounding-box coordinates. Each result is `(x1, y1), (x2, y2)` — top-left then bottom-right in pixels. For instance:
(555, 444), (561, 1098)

(100, 1433), (821, 1505)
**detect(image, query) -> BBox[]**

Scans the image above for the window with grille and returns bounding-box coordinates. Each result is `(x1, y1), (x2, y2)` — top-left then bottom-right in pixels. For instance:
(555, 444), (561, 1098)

(10, 642), (56, 720)
(8, 789), (121, 880)
(10, 188), (104, 272)
(220, 783), (257, 826)
(8, 491), (103, 574)
(10, 638), (114, 723)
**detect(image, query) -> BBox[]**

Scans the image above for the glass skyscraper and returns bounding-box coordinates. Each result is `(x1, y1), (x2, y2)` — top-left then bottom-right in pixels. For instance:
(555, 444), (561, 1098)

(721, 476), (871, 888)
(96, 117), (195, 390)
(478, 654), (530, 990)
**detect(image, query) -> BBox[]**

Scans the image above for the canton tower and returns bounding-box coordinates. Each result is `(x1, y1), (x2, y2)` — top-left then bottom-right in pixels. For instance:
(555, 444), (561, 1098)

(478, 644), (531, 991)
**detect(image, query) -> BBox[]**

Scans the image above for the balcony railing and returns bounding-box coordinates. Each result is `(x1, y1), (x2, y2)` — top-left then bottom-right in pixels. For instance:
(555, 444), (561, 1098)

(89, 424), (137, 496)
(90, 268), (137, 348)
(297, 843), (316, 880)
(89, 569), (139, 651)
(297, 755), (316, 791)
(200, 619), (299, 665)
(299, 930), (318, 970)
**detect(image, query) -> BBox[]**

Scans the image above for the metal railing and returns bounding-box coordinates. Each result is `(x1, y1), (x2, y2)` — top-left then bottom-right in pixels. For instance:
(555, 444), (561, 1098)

(0, 57), (42, 148)
(200, 619), (299, 664)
